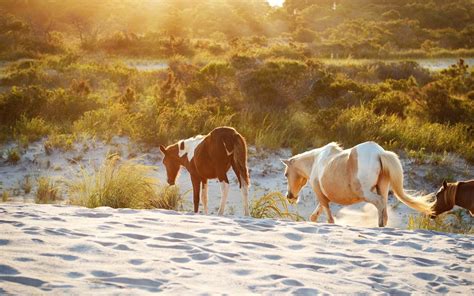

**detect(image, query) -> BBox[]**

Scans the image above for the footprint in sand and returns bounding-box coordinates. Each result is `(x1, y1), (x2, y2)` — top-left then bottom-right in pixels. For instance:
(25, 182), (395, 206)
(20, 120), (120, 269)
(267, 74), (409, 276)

(113, 244), (134, 251)
(0, 239), (10, 246)
(128, 259), (145, 265)
(0, 275), (47, 288)
(0, 264), (20, 275)
(120, 233), (150, 240)
(67, 272), (84, 278)
(40, 253), (79, 261)
(91, 270), (117, 278)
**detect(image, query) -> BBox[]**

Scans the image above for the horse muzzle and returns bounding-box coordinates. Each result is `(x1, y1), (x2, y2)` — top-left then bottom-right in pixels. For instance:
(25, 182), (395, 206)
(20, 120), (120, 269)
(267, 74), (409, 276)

(286, 193), (298, 204)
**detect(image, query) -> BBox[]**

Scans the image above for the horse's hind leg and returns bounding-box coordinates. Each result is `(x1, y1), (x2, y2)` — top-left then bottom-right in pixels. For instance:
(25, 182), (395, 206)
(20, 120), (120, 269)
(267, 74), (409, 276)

(323, 205), (335, 224)
(217, 173), (230, 216)
(363, 190), (386, 227)
(231, 161), (249, 216)
(377, 176), (390, 226)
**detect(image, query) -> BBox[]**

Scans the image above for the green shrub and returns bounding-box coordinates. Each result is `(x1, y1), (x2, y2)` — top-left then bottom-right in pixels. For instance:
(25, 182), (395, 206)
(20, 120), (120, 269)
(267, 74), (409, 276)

(250, 192), (304, 221)
(35, 177), (61, 204)
(44, 134), (76, 154)
(14, 116), (52, 145)
(371, 91), (409, 117)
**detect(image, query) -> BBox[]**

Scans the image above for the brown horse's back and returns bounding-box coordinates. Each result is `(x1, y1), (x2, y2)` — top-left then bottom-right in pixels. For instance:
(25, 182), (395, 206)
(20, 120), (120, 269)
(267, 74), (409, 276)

(193, 127), (249, 186)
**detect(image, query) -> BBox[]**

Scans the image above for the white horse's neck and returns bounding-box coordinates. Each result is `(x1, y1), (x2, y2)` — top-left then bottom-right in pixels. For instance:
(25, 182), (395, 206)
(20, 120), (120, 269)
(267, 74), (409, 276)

(292, 143), (342, 178)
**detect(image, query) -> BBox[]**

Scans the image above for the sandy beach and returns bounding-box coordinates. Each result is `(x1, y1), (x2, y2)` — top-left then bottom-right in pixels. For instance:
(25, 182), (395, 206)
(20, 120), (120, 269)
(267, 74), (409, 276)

(1, 203), (473, 294)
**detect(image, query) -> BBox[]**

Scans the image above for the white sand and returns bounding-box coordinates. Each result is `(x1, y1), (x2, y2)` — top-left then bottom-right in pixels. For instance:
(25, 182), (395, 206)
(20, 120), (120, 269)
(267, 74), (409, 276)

(0, 203), (472, 294)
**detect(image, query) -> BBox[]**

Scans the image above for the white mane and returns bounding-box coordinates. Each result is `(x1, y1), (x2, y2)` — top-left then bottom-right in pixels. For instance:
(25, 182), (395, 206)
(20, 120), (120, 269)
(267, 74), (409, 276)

(178, 135), (205, 161)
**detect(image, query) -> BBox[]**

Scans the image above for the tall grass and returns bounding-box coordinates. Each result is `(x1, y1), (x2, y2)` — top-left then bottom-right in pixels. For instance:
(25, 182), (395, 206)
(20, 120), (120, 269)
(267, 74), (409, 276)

(35, 177), (61, 204)
(68, 154), (182, 210)
(250, 192), (304, 221)
(407, 212), (473, 234)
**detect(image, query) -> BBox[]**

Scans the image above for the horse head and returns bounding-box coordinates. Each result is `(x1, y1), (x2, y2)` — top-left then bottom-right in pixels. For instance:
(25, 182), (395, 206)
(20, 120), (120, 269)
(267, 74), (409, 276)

(281, 158), (307, 204)
(160, 144), (181, 186)
(430, 180), (456, 218)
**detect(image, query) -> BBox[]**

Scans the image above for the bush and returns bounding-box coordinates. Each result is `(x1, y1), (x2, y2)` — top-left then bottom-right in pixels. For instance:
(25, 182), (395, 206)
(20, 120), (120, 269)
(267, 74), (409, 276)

(68, 154), (183, 210)
(250, 192), (304, 221)
(44, 134), (75, 154)
(35, 177), (61, 204)
(14, 116), (52, 145)
(371, 91), (409, 117)
(6, 148), (21, 164)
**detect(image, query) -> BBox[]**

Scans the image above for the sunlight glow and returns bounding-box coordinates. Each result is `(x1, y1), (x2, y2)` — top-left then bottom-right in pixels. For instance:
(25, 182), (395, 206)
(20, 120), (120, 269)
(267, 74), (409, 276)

(267, 0), (284, 7)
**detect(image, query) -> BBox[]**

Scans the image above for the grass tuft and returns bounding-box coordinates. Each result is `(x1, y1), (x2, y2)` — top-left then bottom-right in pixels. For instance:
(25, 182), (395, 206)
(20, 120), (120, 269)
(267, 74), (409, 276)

(35, 177), (61, 204)
(68, 154), (182, 210)
(407, 211), (473, 234)
(250, 192), (304, 221)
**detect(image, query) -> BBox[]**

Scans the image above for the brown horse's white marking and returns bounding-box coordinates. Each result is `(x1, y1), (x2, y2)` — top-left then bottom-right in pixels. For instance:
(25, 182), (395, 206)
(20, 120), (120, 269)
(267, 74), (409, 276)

(160, 127), (250, 216)
(282, 141), (433, 227)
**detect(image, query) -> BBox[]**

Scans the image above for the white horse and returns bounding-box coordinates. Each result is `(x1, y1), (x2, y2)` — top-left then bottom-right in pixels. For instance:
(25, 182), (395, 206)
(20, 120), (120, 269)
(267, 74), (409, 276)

(282, 141), (433, 227)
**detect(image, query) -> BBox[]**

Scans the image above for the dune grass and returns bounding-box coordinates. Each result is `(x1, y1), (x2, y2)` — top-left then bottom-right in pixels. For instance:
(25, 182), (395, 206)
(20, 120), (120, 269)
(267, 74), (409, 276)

(250, 192), (304, 221)
(68, 154), (182, 210)
(35, 177), (61, 204)
(407, 211), (473, 234)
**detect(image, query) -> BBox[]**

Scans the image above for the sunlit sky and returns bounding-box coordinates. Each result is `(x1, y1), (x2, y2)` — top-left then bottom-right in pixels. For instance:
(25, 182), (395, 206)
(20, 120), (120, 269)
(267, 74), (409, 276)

(267, 0), (284, 7)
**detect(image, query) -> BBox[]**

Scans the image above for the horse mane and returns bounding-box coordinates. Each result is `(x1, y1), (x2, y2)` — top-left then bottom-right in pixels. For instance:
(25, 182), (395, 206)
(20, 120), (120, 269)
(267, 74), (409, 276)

(444, 182), (458, 210)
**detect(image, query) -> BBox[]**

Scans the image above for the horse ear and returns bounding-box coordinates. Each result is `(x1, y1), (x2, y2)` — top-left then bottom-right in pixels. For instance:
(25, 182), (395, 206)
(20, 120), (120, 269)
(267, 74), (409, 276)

(159, 145), (167, 155)
(281, 159), (290, 166)
(443, 180), (448, 189)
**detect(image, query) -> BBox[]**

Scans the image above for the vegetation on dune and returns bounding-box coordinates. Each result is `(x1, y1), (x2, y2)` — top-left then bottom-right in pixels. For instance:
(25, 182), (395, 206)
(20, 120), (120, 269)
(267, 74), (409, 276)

(408, 211), (473, 234)
(35, 177), (61, 204)
(68, 154), (183, 210)
(250, 192), (304, 221)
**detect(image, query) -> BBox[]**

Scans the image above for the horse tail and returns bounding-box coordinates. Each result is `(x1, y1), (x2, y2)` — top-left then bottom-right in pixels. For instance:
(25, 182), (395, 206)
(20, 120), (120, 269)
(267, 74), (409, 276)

(379, 151), (434, 215)
(231, 132), (250, 188)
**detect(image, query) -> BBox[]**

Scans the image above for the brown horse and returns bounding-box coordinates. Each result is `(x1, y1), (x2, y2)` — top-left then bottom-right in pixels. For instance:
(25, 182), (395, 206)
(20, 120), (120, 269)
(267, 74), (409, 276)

(160, 127), (250, 215)
(431, 180), (474, 218)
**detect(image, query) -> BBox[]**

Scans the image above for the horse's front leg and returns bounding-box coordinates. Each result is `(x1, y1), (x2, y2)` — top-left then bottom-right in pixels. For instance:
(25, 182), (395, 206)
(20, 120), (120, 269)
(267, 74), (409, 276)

(201, 180), (208, 215)
(310, 204), (323, 222)
(191, 175), (201, 213)
(311, 181), (333, 223)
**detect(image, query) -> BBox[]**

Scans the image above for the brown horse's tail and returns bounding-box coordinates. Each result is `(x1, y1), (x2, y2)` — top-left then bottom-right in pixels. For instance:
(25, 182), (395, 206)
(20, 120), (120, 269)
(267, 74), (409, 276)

(379, 151), (434, 215)
(228, 132), (249, 187)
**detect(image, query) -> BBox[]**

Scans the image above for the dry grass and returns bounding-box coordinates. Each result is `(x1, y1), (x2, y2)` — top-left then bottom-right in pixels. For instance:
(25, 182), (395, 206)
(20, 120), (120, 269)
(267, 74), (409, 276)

(407, 211), (473, 234)
(68, 154), (183, 210)
(35, 177), (61, 204)
(250, 192), (304, 221)
(2, 191), (9, 202)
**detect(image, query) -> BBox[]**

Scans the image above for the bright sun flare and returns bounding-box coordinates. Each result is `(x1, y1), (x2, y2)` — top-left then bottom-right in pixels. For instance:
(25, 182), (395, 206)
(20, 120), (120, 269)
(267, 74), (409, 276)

(267, 0), (284, 7)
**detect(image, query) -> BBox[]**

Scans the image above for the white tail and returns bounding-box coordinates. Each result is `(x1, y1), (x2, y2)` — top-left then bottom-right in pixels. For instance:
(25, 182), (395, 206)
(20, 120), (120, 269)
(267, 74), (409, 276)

(379, 151), (434, 215)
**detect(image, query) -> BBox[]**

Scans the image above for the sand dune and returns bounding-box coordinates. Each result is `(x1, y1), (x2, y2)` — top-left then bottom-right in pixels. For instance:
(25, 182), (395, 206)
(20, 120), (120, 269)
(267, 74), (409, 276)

(2, 137), (473, 229)
(1, 203), (472, 294)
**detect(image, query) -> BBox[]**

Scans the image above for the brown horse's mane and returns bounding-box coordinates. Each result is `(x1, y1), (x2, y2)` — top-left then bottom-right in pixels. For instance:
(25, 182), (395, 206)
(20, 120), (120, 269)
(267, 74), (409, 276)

(442, 182), (458, 210)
